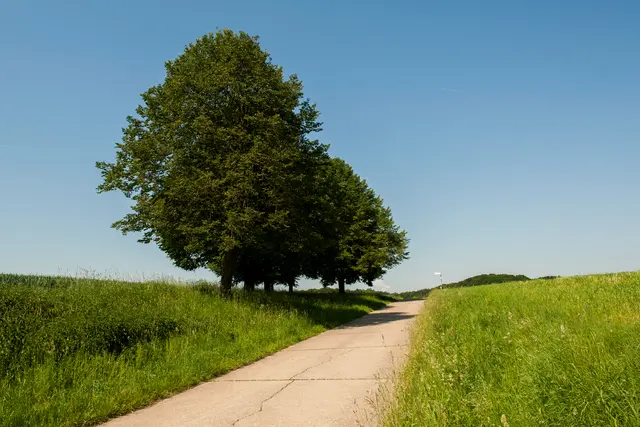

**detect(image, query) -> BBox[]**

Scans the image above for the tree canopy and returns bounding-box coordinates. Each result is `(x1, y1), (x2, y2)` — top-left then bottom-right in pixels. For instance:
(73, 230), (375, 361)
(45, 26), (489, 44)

(97, 30), (408, 295)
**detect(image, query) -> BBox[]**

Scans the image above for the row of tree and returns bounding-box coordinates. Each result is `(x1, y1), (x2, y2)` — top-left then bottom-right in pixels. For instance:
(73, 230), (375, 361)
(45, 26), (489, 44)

(97, 30), (408, 295)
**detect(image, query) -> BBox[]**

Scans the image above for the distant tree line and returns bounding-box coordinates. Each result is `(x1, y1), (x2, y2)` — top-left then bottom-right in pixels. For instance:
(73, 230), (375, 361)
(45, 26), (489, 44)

(397, 274), (560, 300)
(97, 30), (409, 295)
(439, 273), (531, 289)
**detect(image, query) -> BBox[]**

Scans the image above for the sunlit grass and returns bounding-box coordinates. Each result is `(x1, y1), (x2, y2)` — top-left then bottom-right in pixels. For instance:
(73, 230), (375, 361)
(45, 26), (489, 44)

(384, 272), (640, 426)
(0, 273), (395, 427)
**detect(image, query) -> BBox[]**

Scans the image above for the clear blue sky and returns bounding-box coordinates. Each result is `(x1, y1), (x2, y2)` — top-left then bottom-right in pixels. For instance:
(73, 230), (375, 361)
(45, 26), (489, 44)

(1, 0), (639, 291)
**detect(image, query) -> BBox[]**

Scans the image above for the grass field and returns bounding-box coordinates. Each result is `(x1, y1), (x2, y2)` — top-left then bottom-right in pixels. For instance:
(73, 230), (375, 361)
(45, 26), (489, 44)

(0, 274), (394, 427)
(384, 272), (640, 426)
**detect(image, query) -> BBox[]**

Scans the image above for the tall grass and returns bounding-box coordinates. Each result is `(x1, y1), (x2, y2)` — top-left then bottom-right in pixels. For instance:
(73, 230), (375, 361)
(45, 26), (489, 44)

(384, 272), (640, 426)
(0, 273), (394, 427)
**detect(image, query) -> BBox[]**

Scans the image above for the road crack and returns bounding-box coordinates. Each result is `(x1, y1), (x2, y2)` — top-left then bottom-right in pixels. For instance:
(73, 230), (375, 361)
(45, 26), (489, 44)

(232, 380), (294, 426)
(291, 348), (356, 379)
(232, 349), (356, 425)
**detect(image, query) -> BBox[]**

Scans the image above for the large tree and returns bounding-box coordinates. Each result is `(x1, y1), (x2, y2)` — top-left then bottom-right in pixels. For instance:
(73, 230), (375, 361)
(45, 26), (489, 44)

(216, 131), (331, 293)
(96, 30), (326, 295)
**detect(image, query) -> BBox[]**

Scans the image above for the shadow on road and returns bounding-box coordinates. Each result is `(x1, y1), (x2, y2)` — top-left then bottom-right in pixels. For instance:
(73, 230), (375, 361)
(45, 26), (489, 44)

(336, 305), (419, 329)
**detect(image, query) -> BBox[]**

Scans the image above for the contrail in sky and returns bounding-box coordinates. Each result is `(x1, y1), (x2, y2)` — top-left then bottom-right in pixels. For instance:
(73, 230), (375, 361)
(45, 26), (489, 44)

(439, 87), (463, 93)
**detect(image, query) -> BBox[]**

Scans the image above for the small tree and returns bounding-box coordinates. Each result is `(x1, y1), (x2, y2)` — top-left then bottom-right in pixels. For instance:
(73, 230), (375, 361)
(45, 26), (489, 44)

(97, 30), (325, 295)
(309, 158), (409, 293)
(354, 197), (409, 286)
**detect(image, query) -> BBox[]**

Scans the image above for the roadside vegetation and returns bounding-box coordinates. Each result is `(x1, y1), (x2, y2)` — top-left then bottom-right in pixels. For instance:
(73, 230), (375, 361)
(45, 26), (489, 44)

(384, 272), (640, 426)
(0, 273), (396, 427)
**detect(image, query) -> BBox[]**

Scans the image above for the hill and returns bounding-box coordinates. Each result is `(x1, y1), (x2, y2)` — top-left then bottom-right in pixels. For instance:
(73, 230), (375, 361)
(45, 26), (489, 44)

(397, 273), (535, 299)
(440, 273), (531, 289)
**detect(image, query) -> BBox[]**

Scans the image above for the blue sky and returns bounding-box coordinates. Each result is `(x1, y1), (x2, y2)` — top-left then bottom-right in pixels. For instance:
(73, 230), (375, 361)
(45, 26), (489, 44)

(1, 0), (639, 291)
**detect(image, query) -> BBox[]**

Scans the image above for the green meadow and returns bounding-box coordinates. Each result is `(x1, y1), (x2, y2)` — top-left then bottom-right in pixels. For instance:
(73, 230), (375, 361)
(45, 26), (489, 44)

(0, 274), (394, 427)
(385, 273), (640, 426)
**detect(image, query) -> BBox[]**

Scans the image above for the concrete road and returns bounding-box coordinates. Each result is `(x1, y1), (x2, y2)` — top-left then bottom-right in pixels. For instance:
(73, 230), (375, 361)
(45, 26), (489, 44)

(102, 300), (424, 427)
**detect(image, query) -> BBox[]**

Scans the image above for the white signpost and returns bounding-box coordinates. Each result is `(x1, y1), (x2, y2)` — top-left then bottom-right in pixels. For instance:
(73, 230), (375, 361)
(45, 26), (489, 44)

(434, 272), (443, 287)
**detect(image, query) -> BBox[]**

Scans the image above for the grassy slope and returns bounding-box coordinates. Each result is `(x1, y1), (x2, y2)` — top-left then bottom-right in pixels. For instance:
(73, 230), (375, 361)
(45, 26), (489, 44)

(385, 273), (640, 426)
(0, 274), (395, 427)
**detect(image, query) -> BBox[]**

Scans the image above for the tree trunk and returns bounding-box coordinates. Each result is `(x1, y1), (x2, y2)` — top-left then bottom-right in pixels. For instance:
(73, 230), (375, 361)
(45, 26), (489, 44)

(338, 276), (345, 294)
(288, 279), (295, 293)
(264, 281), (274, 293)
(244, 277), (255, 292)
(220, 249), (237, 297)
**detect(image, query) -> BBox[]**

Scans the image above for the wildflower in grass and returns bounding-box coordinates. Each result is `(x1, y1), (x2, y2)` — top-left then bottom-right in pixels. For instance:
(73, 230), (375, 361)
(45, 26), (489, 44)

(501, 414), (510, 427)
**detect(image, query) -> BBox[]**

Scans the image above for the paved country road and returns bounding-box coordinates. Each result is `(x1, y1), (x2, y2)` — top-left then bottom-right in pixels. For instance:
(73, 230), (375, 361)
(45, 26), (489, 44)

(102, 300), (424, 427)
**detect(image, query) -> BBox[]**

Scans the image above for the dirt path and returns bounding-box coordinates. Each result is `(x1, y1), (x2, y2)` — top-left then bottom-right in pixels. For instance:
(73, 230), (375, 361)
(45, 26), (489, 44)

(102, 300), (424, 427)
